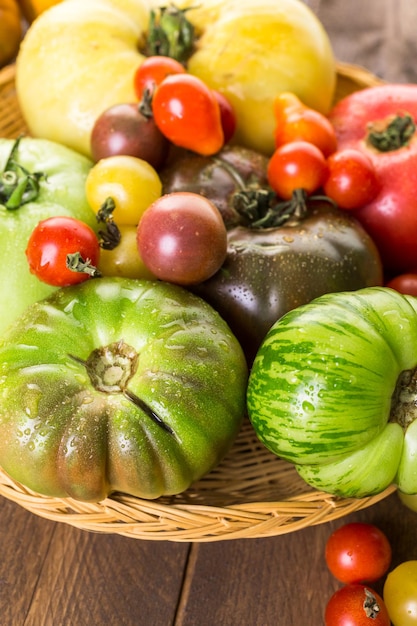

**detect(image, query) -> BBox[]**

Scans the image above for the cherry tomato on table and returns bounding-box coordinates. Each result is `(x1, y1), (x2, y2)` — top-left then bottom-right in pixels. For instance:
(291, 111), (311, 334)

(325, 522), (392, 584)
(25, 216), (100, 287)
(383, 560), (417, 626)
(152, 74), (224, 156)
(273, 92), (337, 157)
(85, 155), (162, 226)
(267, 140), (328, 200)
(323, 149), (381, 210)
(137, 192), (227, 286)
(325, 584), (391, 626)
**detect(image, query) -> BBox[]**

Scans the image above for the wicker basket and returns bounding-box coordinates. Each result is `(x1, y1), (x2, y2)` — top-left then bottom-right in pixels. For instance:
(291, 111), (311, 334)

(0, 61), (394, 542)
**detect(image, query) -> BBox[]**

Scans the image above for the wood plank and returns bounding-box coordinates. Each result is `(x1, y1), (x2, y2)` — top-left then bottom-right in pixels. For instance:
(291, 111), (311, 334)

(175, 493), (417, 626)
(23, 522), (190, 626)
(0, 498), (57, 625)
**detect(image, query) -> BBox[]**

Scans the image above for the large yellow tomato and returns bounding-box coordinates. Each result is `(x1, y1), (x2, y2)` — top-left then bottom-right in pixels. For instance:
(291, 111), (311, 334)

(16, 0), (335, 156)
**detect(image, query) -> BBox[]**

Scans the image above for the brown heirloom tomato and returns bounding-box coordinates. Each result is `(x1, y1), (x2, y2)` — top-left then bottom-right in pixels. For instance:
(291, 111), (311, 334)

(160, 146), (383, 363)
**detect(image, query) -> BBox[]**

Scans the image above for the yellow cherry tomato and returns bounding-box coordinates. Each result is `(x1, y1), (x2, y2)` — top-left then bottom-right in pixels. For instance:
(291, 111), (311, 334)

(98, 224), (156, 280)
(85, 155), (162, 226)
(383, 561), (417, 626)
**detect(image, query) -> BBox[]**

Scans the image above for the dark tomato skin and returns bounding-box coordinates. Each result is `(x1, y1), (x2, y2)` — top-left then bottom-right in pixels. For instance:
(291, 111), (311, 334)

(90, 102), (169, 170)
(325, 522), (392, 584)
(325, 585), (391, 626)
(136, 192), (227, 286)
(192, 200), (383, 363)
(159, 145), (270, 229)
(26, 216), (100, 287)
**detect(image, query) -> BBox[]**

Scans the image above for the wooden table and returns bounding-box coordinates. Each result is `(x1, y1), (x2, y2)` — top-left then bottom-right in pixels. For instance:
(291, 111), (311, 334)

(3, 2), (417, 624)
(1, 492), (416, 625)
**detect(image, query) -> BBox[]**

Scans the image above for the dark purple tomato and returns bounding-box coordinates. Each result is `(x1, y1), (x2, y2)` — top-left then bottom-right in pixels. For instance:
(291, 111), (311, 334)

(136, 192), (227, 286)
(159, 145), (270, 229)
(90, 102), (170, 170)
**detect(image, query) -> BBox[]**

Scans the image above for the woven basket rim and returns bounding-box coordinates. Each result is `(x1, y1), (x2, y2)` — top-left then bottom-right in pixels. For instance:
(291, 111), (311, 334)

(0, 59), (391, 542)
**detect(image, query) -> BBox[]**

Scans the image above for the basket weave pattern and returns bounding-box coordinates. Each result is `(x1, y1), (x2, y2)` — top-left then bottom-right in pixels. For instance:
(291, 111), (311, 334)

(0, 62), (393, 541)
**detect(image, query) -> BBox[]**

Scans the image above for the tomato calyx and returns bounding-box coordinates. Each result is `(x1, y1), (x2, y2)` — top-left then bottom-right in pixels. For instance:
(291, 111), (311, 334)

(234, 187), (335, 229)
(96, 197), (122, 250)
(0, 137), (45, 210)
(70, 341), (176, 437)
(66, 251), (102, 278)
(367, 112), (416, 152)
(144, 5), (195, 64)
(363, 588), (382, 619)
(391, 367), (417, 428)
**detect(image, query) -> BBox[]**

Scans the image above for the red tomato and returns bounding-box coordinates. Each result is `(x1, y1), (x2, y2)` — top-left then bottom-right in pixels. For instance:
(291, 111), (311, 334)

(152, 74), (224, 156)
(136, 192), (227, 285)
(386, 272), (417, 296)
(133, 55), (185, 100)
(274, 92), (337, 157)
(325, 522), (392, 584)
(213, 90), (236, 144)
(325, 585), (391, 626)
(267, 140), (328, 200)
(324, 149), (381, 210)
(26, 216), (100, 286)
(329, 85), (417, 273)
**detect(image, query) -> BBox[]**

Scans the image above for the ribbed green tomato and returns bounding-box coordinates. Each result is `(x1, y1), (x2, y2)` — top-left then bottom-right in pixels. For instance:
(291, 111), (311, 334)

(0, 278), (247, 502)
(247, 287), (417, 498)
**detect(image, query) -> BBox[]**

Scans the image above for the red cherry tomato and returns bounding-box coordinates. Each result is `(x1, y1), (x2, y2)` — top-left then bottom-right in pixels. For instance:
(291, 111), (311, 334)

(325, 585), (391, 626)
(213, 90), (236, 144)
(267, 140), (328, 200)
(274, 92), (338, 157)
(133, 55), (185, 100)
(136, 192), (227, 285)
(152, 74), (224, 156)
(325, 522), (392, 584)
(26, 216), (100, 287)
(386, 273), (417, 296)
(323, 149), (381, 210)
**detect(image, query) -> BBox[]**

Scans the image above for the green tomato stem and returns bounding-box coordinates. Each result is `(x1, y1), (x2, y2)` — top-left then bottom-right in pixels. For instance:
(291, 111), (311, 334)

(70, 341), (176, 437)
(367, 112), (416, 152)
(0, 137), (45, 209)
(145, 6), (195, 64)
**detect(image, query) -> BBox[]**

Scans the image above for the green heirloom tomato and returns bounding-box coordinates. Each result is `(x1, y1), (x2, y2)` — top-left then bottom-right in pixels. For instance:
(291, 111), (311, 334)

(0, 137), (96, 336)
(0, 277), (247, 502)
(247, 287), (417, 498)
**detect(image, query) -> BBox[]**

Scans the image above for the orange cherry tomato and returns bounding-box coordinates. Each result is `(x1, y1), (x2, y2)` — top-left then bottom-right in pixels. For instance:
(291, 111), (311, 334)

(152, 74), (224, 156)
(267, 140), (328, 200)
(274, 92), (337, 157)
(133, 55), (185, 100)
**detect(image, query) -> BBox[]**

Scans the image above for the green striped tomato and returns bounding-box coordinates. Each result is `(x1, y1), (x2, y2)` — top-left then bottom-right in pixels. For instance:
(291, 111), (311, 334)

(247, 287), (417, 498)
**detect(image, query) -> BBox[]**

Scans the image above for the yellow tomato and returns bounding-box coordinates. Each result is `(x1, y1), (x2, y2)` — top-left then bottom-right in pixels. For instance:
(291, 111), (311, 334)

(16, 0), (335, 156)
(85, 155), (162, 226)
(98, 224), (156, 279)
(383, 561), (417, 626)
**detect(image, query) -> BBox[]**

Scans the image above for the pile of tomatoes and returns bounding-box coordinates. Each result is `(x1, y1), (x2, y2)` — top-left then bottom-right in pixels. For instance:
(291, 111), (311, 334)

(24, 54), (384, 294)
(324, 521), (417, 626)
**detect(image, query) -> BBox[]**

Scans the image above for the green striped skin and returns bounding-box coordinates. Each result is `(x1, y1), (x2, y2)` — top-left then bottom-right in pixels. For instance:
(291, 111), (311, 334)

(247, 287), (417, 497)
